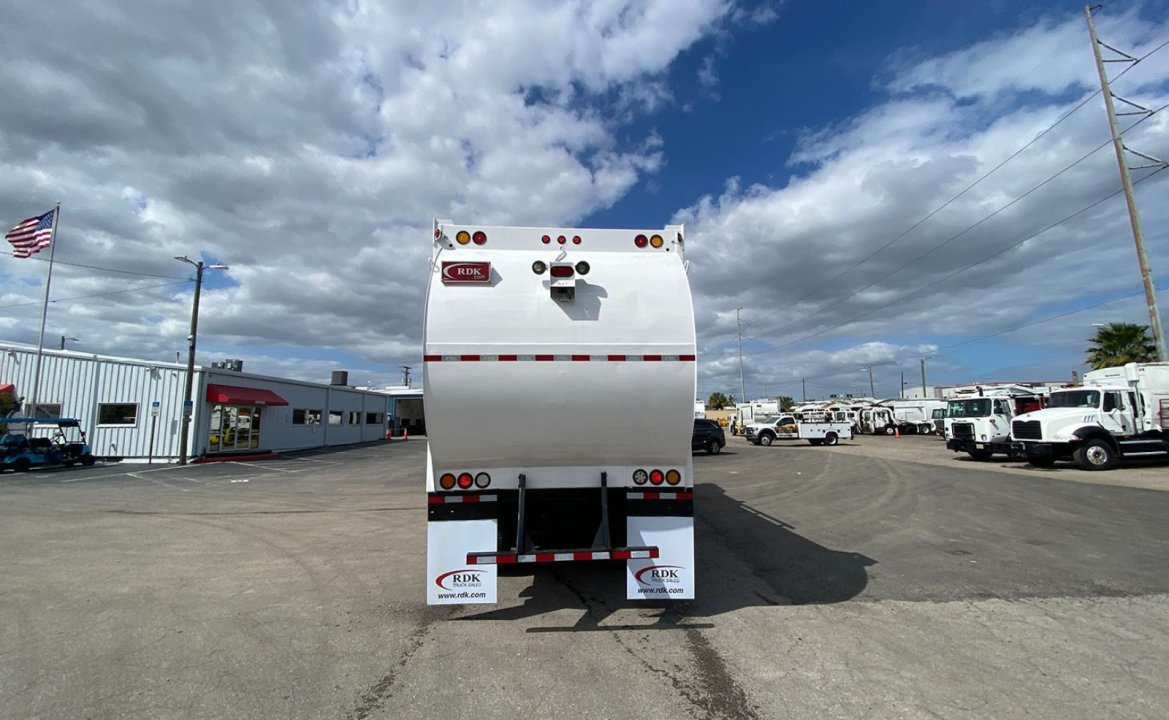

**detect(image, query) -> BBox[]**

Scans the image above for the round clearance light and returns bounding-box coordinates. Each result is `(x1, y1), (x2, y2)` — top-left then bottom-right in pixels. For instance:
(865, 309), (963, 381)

(541, 234), (551, 244)
(439, 473), (456, 490)
(634, 234), (648, 248)
(572, 235), (582, 245)
(434, 228), (442, 239)
(574, 261), (590, 275)
(632, 469), (648, 485)
(456, 230), (471, 245)
(557, 235), (567, 245)
(474, 472), (491, 488)
(665, 469), (681, 486)
(650, 234), (664, 248)
(457, 472), (474, 489)
(532, 260), (547, 274)
(649, 469), (664, 486)
(472, 230), (487, 245)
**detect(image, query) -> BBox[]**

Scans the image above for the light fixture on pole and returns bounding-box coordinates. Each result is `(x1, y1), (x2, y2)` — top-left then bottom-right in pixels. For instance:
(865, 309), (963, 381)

(174, 255), (229, 465)
(59, 336), (79, 350)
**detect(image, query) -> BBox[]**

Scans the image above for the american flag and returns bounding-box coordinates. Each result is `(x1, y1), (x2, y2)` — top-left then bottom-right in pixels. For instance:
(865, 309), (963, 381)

(5, 208), (56, 258)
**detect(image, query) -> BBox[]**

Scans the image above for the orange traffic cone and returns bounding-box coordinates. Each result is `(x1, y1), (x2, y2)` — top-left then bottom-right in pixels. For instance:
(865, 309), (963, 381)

(894, 426), (900, 439)
(402, 428), (409, 441)
(385, 429), (393, 442)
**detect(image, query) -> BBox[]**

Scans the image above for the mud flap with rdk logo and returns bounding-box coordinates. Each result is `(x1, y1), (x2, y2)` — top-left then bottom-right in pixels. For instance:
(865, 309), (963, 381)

(625, 515), (695, 600)
(427, 519), (498, 604)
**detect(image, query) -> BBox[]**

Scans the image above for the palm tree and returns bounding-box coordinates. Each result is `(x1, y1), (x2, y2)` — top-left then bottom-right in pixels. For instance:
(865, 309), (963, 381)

(1085, 322), (1157, 369)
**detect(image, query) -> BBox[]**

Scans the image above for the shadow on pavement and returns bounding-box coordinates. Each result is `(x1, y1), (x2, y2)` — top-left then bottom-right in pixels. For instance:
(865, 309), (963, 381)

(457, 482), (876, 628)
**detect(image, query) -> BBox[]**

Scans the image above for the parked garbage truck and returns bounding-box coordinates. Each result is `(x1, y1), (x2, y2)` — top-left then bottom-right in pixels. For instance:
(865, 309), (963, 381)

(1011, 362), (1169, 470)
(424, 221), (696, 604)
(945, 387), (1045, 461)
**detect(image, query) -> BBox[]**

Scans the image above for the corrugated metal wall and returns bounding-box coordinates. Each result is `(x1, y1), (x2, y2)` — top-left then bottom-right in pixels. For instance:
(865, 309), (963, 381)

(1, 343), (393, 462)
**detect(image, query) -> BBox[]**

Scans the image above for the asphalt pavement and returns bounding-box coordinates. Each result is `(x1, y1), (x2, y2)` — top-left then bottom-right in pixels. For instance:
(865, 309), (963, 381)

(1, 438), (1166, 719)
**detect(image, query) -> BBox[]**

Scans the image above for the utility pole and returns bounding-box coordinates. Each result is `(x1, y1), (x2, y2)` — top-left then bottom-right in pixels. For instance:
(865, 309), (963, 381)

(900, 370), (905, 399)
(735, 308), (747, 403)
(801, 378), (806, 403)
(1085, 5), (1168, 361)
(174, 256), (228, 465)
(866, 367), (875, 398)
(400, 365), (412, 387)
(920, 358), (927, 397)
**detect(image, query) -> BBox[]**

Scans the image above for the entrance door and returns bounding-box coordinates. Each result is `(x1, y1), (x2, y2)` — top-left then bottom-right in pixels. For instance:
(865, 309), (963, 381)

(209, 404), (264, 452)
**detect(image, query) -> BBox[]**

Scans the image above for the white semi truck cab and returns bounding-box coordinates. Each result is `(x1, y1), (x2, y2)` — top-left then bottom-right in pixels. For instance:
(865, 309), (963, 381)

(1011, 362), (1169, 470)
(424, 221), (696, 604)
(944, 394), (1019, 460)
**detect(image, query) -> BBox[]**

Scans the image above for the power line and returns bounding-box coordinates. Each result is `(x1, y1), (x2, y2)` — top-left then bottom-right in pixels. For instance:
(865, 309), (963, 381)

(745, 165), (1169, 356)
(0, 250), (189, 280)
(731, 31), (1169, 340)
(0, 280), (190, 310)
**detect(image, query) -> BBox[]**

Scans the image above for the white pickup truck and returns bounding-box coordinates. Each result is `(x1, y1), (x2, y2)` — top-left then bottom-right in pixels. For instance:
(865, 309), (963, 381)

(743, 414), (853, 446)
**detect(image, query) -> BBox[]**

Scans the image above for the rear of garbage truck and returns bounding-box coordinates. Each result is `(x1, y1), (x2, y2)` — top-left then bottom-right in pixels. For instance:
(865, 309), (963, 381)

(424, 221), (696, 605)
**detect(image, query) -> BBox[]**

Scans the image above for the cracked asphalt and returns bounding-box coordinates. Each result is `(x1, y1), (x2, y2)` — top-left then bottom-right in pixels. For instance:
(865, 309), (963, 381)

(1, 436), (1167, 719)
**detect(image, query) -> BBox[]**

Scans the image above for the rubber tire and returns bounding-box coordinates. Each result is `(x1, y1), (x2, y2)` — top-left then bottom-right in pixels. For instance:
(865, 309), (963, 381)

(884, 426), (895, 436)
(968, 449), (993, 461)
(824, 432), (839, 446)
(14, 458), (31, 473)
(706, 439), (722, 455)
(1027, 457), (1056, 468)
(81, 454), (96, 467)
(759, 433), (774, 446)
(1074, 438), (1116, 471)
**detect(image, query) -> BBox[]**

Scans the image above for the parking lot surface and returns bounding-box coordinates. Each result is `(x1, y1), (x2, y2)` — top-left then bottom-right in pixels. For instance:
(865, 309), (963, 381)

(2, 438), (1167, 719)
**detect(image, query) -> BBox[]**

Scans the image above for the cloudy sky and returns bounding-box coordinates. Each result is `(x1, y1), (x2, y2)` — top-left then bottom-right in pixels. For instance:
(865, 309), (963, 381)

(3, 0), (1168, 402)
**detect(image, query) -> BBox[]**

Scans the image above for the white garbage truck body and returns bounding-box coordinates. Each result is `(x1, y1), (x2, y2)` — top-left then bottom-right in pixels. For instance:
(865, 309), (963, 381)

(424, 221), (696, 604)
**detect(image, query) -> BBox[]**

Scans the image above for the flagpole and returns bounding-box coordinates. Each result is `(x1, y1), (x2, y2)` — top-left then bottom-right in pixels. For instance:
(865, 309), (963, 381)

(26, 202), (61, 420)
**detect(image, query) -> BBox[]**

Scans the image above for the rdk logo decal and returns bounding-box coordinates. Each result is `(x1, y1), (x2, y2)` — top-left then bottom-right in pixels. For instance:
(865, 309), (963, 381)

(635, 565), (684, 586)
(441, 261), (491, 284)
(435, 569), (484, 590)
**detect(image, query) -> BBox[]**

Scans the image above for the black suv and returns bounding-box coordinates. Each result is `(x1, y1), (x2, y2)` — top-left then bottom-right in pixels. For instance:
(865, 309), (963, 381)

(692, 418), (726, 455)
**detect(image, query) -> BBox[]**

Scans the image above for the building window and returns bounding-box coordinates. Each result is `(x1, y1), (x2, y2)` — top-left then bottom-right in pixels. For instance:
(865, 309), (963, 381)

(328, 410), (342, 425)
(292, 409), (322, 425)
(32, 403), (63, 419)
(98, 403), (138, 425)
(348, 411), (360, 425)
(365, 412), (383, 425)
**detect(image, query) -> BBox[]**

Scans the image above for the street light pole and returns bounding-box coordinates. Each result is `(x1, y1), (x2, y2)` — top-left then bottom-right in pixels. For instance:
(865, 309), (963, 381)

(866, 367), (875, 398)
(175, 256), (228, 465)
(59, 335), (79, 350)
(736, 308), (747, 404)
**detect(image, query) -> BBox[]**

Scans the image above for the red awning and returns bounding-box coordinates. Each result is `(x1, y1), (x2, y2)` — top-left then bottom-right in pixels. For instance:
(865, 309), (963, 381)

(0, 383), (15, 396)
(205, 384), (289, 407)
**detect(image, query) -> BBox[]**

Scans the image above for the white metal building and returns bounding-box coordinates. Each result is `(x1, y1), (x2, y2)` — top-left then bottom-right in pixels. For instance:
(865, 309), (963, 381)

(1, 341), (394, 462)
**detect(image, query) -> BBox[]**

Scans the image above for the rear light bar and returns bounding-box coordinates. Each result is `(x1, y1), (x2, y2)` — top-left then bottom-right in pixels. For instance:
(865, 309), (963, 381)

(467, 547), (659, 565)
(632, 468), (684, 486)
(438, 471), (491, 490)
(454, 229), (488, 246)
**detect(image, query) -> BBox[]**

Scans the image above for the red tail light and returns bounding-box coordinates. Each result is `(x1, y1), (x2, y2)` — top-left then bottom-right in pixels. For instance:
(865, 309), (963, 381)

(541, 234), (551, 244)
(457, 472), (473, 489)
(634, 234), (648, 248)
(550, 265), (574, 278)
(572, 235), (581, 245)
(557, 235), (567, 244)
(472, 231), (487, 245)
(649, 469), (664, 485)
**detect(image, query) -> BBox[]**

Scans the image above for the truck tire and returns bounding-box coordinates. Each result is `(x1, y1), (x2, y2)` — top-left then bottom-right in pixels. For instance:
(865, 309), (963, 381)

(823, 432), (839, 446)
(759, 433), (775, 446)
(1074, 438), (1116, 471)
(968, 449), (993, 461)
(706, 439), (722, 455)
(81, 454), (96, 467)
(884, 426), (895, 436)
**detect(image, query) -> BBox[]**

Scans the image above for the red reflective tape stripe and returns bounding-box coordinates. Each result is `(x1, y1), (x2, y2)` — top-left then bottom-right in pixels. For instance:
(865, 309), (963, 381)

(677, 492), (694, 500)
(573, 551), (592, 561)
(462, 495), (480, 503)
(649, 548), (660, 558)
(535, 354), (554, 361)
(643, 492), (660, 500)
(571, 355), (590, 361)
(536, 553), (555, 563)
(423, 355), (441, 361)
(643, 355), (662, 361)
(608, 355), (627, 361)
(499, 354), (518, 361)
(611, 550), (632, 560)
(680, 354), (696, 361)
(496, 555), (517, 564)
(427, 495), (444, 504)
(461, 354), (480, 361)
